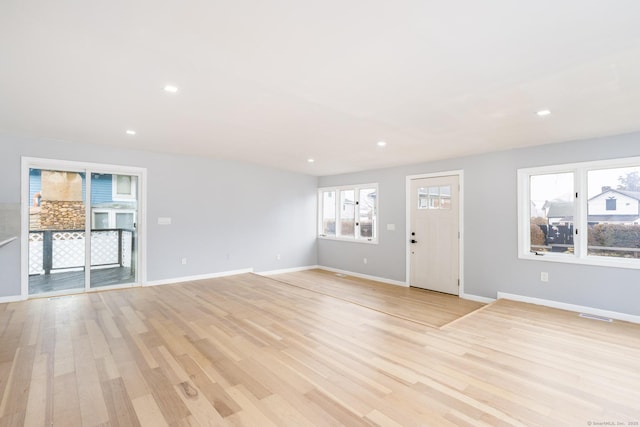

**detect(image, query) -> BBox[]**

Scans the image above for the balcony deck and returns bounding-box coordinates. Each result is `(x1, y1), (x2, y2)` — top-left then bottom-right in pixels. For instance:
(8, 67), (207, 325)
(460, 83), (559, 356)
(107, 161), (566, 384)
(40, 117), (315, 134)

(29, 267), (134, 295)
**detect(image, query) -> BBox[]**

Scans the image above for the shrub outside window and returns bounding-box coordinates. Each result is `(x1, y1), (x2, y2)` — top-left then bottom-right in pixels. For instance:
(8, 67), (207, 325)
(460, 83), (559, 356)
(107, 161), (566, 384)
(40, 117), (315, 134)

(318, 184), (378, 243)
(518, 157), (640, 269)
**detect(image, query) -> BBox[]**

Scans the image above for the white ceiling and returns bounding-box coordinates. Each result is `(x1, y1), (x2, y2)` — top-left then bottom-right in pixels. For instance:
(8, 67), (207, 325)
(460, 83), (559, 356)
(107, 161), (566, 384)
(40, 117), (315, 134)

(2, 1), (640, 176)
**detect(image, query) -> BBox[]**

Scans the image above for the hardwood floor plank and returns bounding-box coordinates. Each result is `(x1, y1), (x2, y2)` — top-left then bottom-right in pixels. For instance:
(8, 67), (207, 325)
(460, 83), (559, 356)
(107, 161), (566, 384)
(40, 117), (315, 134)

(73, 337), (110, 426)
(211, 358), (272, 400)
(140, 367), (191, 425)
(118, 359), (151, 402)
(132, 394), (170, 427)
(304, 388), (374, 427)
(225, 385), (279, 427)
(0, 345), (36, 422)
(364, 409), (404, 427)
(259, 394), (317, 427)
(101, 377), (142, 427)
(53, 372), (82, 426)
(23, 353), (49, 427)
(53, 321), (74, 378)
(175, 353), (241, 418)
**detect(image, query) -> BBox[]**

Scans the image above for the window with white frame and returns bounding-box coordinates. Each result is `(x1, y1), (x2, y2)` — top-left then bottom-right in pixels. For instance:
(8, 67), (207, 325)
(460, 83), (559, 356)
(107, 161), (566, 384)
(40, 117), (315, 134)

(318, 184), (378, 243)
(518, 156), (640, 269)
(92, 209), (136, 230)
(112, 174), (137, 201)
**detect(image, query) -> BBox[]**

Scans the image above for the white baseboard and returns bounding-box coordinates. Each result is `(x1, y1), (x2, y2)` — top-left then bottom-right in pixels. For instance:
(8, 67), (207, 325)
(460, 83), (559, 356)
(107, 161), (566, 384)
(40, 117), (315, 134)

(460, 292), (495, 304)
(497, 292), (640, 324)
(317, 266), (408, 287)
(144, 268), (254, 287)
(257, 265), (320, 276)
(0, 295), (24, 304)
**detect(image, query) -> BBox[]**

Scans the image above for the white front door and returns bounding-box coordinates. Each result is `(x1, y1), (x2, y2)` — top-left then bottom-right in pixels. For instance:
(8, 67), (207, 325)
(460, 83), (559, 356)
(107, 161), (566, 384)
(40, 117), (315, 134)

(409, 175), (459, 295)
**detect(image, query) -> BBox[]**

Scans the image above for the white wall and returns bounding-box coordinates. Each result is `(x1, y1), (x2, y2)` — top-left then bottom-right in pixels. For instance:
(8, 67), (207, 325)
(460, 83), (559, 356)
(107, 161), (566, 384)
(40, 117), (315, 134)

(0, 132), (318, 298)
(318, 131), (640, 316)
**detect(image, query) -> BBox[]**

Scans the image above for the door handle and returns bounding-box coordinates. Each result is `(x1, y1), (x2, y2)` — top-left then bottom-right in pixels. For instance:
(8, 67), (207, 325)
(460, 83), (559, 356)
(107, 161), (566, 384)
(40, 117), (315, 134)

(411, 239), (418, 244)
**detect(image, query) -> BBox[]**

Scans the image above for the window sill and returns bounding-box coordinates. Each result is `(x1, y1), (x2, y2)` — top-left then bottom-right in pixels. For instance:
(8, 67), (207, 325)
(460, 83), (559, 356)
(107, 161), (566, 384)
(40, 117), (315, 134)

(318, 235), (378, 245)
(519, 252), (640, 270)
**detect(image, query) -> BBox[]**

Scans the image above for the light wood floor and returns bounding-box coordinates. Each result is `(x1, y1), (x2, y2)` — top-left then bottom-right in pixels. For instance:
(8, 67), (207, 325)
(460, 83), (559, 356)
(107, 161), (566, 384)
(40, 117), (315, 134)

(267, 269), (484, 328)
(1, 272), (639, 426)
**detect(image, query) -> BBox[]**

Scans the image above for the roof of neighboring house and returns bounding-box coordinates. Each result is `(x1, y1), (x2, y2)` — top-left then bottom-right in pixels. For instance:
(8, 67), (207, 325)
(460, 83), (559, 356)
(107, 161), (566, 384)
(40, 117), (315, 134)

(547, 201), (574, 218)
(617, 190), (640, 200)
(588, 189), (640, 202)
(587, 215), (640, 222)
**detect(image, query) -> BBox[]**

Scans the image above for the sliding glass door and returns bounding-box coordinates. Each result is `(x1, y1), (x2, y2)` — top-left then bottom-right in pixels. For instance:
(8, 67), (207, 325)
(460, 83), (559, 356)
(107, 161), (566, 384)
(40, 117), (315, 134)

(25, 159), (143, 297)
(28, 168), (87, 295)
(89, 172), (138, 289)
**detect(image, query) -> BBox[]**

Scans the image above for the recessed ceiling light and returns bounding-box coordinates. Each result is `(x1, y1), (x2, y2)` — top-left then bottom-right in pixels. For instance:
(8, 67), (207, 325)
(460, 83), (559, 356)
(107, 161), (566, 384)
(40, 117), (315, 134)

(164, 85), (178, 93)
(377, 141), (387, 147)
(536, 109), (551, 116)
(126, 130), (136, 135)
(307, 158), (315, 163)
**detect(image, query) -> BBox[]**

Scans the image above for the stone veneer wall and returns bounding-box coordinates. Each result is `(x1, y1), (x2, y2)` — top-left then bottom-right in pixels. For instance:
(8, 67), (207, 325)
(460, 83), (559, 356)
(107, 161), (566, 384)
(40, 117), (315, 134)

(29, 207), (42, 230)
(39, 200), (85, 230)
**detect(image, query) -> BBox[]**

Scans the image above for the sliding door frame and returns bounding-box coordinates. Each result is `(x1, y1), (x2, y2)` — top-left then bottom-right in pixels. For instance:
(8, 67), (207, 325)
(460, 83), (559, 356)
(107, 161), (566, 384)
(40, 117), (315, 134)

(20, 157), (147, 299)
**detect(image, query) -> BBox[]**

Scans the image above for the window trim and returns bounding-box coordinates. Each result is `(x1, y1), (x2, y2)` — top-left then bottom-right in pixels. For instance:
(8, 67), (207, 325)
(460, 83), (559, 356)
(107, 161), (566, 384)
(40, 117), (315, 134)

(317, 183), (379, 244)
(518, 156), (640, 270)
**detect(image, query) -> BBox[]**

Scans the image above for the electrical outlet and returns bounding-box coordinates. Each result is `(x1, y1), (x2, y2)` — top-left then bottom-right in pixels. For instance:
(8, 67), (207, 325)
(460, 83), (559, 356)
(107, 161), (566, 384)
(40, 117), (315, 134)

(181, 258), (187, 265)
(363, 258), (368, 264)
(540, 272), (549, 282)
(276, 254), (281, 260)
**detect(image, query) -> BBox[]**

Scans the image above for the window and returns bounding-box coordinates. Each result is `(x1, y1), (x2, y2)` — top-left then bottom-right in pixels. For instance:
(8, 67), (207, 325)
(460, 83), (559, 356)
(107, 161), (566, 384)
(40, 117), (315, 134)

(339, 190), (355, 238)
(321, 191), (336, 236)
(112, 174), (137, 201)
(318, 184), (378, 243)
(358, 188), (376, 239)
(418, 185), (451, 209)
(518, 157), (640, 269)
(92, 209), (136, 230)
(528, 172), (575, 255)
(94, 212), (109, 229)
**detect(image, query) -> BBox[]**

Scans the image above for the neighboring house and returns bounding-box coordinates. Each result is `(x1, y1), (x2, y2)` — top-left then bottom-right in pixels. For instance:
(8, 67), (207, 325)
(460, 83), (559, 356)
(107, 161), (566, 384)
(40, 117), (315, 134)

(544, 201), (574, 225)
(29, 170), (137, 230)
(587, 187), (640, 224)
(542, 188), (640, 226)
(91, 173), (138, 230)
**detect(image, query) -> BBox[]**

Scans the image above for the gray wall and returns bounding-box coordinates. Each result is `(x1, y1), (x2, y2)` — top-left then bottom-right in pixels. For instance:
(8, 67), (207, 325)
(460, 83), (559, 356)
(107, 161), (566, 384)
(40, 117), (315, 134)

(0, 132), (318, 298)
(318, 132), (640, 316)
(3, 130), (639, 316)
